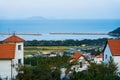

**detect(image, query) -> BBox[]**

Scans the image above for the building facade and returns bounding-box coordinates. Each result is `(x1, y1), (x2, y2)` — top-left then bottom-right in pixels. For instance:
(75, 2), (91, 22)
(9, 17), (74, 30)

(0, 35), (24, 80)
(103, 39), (120, 72)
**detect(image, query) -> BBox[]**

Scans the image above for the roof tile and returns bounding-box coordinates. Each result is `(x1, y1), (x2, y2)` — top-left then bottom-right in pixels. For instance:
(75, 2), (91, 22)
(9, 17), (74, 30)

(0, 44), (16, 59)
(108, 39), (120, 56)
(3, 35), (24, 43)
(71, 51), (83, 61)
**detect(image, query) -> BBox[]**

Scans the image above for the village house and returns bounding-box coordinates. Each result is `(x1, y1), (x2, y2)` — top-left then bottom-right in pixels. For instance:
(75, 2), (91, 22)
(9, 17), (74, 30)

(0, 35), (24, 80)
(60, 51), (90, 80)
(103, 39), (120, 72)
(69, 51), (90, 72)
(95, 55), (103, 64)
(92, 54), (103, 64)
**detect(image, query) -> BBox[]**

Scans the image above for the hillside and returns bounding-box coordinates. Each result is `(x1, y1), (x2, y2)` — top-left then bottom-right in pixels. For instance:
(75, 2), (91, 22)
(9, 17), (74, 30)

(108, 27), (120, 37)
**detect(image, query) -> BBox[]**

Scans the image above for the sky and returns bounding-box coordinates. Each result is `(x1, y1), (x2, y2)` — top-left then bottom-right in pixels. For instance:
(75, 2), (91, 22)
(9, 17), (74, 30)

(0, 0), (120, 19)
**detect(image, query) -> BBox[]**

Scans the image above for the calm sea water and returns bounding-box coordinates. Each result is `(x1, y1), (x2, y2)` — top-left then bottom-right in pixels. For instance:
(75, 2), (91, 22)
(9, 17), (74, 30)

(0, 19), (120, 40)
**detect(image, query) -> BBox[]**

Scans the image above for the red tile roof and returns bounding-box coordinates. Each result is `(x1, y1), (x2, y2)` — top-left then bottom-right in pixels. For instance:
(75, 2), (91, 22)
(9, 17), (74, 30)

(96, 54), (103, 58)
(108, 39), (120, 56)
(71, 51), (83, 61)
(0, 44), (16, 59)
(3, 35), (24, 43)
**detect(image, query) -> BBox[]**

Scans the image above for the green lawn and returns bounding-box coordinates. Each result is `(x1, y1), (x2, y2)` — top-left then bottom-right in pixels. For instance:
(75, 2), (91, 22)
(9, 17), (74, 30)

(24, 46), (100, 55)
(24, 46), (86, 55)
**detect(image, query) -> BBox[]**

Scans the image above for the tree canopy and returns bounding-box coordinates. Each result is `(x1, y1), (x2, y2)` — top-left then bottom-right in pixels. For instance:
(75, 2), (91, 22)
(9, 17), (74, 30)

(67, 59), (120, 80)
(24, 38), (107, 46)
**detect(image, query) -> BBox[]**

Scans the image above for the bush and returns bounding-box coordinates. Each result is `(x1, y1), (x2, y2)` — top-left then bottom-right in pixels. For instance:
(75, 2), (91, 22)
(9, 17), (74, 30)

(67, 59), (120, 80)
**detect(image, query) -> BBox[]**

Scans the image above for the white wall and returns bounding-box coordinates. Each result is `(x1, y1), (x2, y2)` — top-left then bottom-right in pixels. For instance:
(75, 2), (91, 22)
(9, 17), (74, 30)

(12, 42), (24, 79)
(94, 57), (102, 64)
(71, 56), (89, 72)
(103, 44), (112, 63)
(15, 42), (24, 64)
(0, 60), (12, 79)
(104, 44), (120, 73)
(113, 56), (120, 72)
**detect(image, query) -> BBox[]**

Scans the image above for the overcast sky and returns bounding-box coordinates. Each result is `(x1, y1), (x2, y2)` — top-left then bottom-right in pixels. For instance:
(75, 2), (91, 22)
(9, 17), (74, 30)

(0, 0), (120, 19)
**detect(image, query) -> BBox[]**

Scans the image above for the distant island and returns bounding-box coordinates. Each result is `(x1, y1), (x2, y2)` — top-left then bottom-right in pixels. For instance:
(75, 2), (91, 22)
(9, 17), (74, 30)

(108, 27), (120, 37)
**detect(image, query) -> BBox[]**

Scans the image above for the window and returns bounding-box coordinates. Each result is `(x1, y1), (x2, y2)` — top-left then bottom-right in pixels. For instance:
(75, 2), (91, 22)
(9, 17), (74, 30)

(18, 45), (21, 50)
(80, 62), (82, 68)
(105, 55), (107, 59)
(18, 59), (21, 64)
(110, 56), (112, 60)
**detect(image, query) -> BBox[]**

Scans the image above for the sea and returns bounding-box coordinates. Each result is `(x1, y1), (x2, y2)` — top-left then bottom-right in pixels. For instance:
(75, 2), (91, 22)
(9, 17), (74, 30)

(0, 19), (120, 40)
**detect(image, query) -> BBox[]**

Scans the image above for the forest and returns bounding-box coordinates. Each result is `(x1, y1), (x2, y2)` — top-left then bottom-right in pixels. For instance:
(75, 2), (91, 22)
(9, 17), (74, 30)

(24, 38), (107, 46)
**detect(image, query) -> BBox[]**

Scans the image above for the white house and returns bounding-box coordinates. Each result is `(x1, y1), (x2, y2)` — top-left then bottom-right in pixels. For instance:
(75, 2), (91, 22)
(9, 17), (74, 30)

(103, 39), (120, 72)
(60, 51), (90, 80)
(0, 35), (24, 80)
(69, 51), (90, 72)
(94, 54), (103, 64)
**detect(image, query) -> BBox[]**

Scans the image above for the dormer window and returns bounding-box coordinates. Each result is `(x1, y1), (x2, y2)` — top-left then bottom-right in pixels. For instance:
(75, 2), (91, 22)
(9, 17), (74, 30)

(18, 45), (21, 50)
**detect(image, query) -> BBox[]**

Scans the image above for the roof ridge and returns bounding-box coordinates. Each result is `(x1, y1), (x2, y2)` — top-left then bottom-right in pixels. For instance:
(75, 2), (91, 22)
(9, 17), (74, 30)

(3, 35), (24, 43)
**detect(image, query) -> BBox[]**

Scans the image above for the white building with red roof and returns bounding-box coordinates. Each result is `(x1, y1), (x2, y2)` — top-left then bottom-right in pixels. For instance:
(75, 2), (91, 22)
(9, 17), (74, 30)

(61, 51), (90, 80)
(69, 51), (90, 72)
(103, 39), (120, 72)
(94, 54), (103, 64)
(0, 35), (24, 80)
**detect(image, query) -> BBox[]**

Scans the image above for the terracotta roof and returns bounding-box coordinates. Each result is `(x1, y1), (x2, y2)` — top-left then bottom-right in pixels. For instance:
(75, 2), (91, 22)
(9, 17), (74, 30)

(3, 35), (24, 43)
(108, 39), (120, 56)
(96, 54), (103, 58)
(0, 44), (16, 59)
(71, 51), (83, 61)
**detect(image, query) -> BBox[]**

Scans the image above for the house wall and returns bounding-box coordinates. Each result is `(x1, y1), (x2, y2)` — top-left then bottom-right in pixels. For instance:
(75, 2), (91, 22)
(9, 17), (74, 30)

(113, 56), (120, 72)
(0, 60), (12, 79)
(94, 58), (102, 64)
(12, 42), (24, 79)
(14, 42), (24, 64)
(104, 44), (120, 73)
(71, 56), (89, 72)
(103, 44), (112, 63)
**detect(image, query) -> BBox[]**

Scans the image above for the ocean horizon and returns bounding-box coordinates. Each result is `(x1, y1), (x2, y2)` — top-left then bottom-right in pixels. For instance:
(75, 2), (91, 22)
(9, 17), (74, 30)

(0, 19), (120, 40)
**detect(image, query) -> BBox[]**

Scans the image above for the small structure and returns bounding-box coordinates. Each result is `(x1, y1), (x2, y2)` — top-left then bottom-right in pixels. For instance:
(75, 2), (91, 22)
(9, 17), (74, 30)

(94, 54), (103, 64)
(0, 35), (24, 80)
(103, 39), (120, 72)
(69, 51), (90, 72)
(60, 51), (90, 80)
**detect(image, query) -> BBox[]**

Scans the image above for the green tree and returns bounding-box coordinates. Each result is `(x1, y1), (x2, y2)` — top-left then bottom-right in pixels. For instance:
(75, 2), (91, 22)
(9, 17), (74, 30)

(67, 59), (120, 80)
(16, 66), (33, 80)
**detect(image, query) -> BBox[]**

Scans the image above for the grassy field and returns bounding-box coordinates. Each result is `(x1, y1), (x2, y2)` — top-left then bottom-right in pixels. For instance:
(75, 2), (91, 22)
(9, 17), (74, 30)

(24, 46), (100, 55)
(24, 46), (88, 55)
